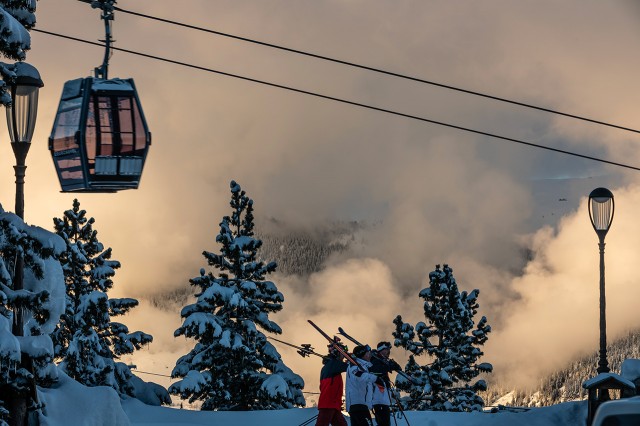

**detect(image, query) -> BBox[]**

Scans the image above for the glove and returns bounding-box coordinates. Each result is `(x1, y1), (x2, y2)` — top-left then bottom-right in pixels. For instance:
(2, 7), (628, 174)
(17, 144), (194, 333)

(375, 376), (386, 388)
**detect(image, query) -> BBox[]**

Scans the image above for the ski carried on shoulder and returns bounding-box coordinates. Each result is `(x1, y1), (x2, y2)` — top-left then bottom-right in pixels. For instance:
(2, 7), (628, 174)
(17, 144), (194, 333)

(338, 326), (418, 385)
(307, 320), (363, 370)
(337, 327), (362, 347)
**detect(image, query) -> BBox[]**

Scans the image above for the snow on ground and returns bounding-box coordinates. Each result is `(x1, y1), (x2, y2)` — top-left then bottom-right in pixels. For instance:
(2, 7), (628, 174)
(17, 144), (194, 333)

(38, 372), (129, 426)
(37, 372), (588, 426)
(122, 399), (587, 426)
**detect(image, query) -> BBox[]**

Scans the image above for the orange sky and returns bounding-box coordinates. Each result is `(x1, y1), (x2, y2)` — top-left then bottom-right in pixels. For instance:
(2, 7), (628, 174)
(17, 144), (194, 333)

(1, 1), (640, 399)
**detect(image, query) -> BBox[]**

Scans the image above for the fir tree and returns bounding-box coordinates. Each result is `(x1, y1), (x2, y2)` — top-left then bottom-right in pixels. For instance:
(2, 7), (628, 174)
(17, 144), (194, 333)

(0, 3), (69, 423)
(393, 264), (493, 412)
(0, 206), (66, 426)
(170, 180), (305, 410)
(50, 199), (156, 398)
(0, 0), (38, 106)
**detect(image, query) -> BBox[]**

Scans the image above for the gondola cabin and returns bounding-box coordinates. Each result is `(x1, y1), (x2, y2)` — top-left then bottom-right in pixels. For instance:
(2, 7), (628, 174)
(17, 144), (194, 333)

(49, 77), (151, 192)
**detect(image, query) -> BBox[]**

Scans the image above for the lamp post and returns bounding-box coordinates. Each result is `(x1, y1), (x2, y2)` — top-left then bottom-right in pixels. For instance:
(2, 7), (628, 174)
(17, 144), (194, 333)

(588, 187), (614, 376)
(5, 62), (42, 426)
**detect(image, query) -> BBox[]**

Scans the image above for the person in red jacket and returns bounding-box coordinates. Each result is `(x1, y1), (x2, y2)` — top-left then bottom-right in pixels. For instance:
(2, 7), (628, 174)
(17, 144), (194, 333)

(316, 340), (349, 426)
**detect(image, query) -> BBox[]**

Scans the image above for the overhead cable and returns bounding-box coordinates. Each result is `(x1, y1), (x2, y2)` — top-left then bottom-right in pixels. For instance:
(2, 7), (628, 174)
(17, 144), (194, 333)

(32, 28), (640, 172)
(131, 369), (172, 378)
(77, 0), (640, 136)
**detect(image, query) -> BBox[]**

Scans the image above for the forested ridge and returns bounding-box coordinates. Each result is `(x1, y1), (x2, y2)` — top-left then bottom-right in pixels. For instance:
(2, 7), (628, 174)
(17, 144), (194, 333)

(148, 221), (358, 309)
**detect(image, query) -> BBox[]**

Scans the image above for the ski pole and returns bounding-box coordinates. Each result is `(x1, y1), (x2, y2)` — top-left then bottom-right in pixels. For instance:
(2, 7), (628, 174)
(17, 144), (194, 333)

(267, 336), (325, 358)
(298, 413), (319, 426)
(389, 383), (411, 426)
(386, 386), (399, 426)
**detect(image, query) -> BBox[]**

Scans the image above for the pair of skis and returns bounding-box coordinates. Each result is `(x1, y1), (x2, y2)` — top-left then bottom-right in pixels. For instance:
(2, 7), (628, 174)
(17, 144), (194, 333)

(307, 320), (364, 371)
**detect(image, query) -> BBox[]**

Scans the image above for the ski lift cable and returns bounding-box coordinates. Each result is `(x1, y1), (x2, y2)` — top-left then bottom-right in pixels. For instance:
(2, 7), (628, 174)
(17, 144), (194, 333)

(131, 369), (173, 378)
(32, 28), (640, 173)
(74, 0), (640, 136)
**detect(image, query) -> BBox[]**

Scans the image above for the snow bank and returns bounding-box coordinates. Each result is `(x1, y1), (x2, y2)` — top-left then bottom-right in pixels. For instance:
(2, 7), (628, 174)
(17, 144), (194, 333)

(38, 370), (130, 426)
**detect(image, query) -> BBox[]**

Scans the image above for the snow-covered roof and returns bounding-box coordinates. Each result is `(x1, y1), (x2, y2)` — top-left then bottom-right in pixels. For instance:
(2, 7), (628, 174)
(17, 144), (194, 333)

(582, 372), (636, 390)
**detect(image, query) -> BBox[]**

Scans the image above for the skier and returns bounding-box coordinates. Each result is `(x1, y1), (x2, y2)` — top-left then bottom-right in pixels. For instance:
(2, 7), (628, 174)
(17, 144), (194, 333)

(369, 341), (402, 426)
(346, 345), (385, 426)
(316, 340), (349, 426)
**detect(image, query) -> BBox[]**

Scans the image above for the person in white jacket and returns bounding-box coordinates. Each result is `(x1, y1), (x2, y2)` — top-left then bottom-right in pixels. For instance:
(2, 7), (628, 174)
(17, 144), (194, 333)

(345, 345), (385, 426)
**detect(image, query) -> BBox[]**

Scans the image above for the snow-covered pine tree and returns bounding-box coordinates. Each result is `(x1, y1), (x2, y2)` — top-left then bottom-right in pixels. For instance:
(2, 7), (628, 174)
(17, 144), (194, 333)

(0, 0), (38, 106)
(170, 181), (305, 410)
(50, 199), (162, 401)
(0, 2), (65, 424)
(393, 264), (493, 412)
(0, 205), (66, 426)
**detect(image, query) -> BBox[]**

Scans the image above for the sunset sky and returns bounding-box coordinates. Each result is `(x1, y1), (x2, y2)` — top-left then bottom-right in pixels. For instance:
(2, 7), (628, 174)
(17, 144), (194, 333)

(1, 0), (640, 399)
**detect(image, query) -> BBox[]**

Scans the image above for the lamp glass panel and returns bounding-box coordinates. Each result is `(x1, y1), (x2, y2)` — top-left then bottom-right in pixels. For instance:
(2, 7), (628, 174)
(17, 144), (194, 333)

(6, 87), (39, 143)
(591, 198), (613, 231)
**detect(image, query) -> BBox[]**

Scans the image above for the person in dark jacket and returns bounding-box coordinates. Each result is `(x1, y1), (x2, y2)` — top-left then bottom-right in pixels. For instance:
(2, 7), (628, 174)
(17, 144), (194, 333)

(316, 341), (349, 426)
(369, 341), (402, 426)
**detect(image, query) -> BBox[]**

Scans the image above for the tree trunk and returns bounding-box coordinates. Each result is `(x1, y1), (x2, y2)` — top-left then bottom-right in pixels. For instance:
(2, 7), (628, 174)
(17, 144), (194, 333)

(7, 393), (28, 426)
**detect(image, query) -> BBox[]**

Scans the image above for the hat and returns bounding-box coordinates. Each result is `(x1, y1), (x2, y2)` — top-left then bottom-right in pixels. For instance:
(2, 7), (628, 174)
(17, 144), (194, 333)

(353, 345), (371, 358)
(377, 341), (392, 351)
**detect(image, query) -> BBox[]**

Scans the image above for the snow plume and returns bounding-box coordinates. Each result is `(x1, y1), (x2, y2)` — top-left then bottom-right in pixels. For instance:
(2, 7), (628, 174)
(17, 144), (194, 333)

(282, 258), (403, 342)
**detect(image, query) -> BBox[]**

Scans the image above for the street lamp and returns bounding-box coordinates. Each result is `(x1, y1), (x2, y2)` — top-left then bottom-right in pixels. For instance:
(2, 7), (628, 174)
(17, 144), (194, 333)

(4, 62), (43, 426)
(588, 187), (614, 376)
